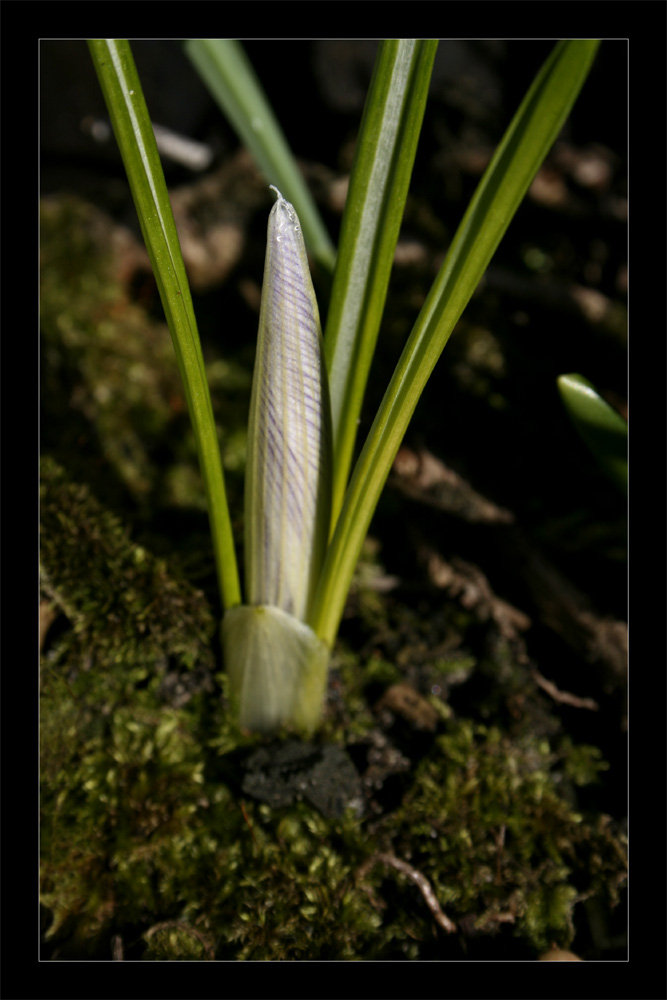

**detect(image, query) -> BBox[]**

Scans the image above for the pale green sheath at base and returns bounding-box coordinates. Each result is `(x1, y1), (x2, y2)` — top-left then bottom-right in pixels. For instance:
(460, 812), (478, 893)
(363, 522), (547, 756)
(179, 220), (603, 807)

(222, 605), (330, 734)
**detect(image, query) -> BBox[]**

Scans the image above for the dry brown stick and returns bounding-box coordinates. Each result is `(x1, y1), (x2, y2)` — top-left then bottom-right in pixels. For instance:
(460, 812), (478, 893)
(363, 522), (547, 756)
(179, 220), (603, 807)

(359, 852), (457, 934)
(531, 667), (599, 711)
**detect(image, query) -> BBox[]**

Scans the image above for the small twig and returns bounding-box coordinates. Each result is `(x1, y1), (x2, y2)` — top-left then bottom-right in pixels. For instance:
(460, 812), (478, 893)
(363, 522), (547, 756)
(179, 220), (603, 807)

(39, 600), (59, 651)
(240, 799), (257, 847)
(493, 824), (506, 885)
(531, 668), (598, 711)
(475, 909), (516, 931)
(358, 852), (457, 934)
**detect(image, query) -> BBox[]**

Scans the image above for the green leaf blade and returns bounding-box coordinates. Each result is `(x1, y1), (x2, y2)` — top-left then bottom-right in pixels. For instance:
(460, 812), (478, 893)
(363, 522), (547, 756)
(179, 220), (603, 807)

(557, 374), (627, 494)
(325, 39), (438, 525)
(310, 40), (601, 646)
(88, 39), (241, 611)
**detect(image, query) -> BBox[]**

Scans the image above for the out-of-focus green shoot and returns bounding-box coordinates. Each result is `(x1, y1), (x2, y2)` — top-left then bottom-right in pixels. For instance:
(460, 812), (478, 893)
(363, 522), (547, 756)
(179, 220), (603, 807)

(184, 39), (336, 276)
(557, 374), (627, 495)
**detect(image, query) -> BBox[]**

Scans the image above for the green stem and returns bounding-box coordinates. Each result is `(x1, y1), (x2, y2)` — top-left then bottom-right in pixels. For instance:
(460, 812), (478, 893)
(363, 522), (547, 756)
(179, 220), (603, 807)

(88, 39), (241, 610)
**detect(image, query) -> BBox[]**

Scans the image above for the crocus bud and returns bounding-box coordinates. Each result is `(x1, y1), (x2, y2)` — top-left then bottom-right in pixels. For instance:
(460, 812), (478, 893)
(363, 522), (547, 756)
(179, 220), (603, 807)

(245, 186), (332, 622)
(222, 188), (332, 734)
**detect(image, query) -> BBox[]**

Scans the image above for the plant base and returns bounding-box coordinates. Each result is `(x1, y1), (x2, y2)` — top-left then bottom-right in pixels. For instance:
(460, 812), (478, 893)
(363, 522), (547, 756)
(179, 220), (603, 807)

(222, 604), (330, 734)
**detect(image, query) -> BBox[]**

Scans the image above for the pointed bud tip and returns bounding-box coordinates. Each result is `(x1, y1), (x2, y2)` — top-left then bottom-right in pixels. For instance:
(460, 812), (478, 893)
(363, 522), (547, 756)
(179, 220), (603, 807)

(268, 187), (301, 238)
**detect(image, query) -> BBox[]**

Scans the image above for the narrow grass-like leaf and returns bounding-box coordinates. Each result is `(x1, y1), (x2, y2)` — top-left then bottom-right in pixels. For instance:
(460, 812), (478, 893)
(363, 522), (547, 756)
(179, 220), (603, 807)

(325, 39), (438, 524)
(184, 39), (336, 275)
(88, 40), (241, 611)
(557, 374), (627, 494)
(309, 40), (601, 646)
(244, 188), (332, 623)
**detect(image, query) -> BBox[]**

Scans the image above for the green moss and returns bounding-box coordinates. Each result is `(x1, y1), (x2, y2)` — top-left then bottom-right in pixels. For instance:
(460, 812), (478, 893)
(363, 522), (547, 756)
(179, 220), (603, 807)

(40, 462), (625, 959)
(559, 737), (610, 787)
(40, 456), (216, 677)
(520, 883), (579, 954)
(40, 196), (185, 505)
(143, 923), (215, 961)
(372, 719), (625, 954)
(207, 804), (380, 960)
(42, 647), (626, 959)
(40, 195), (250, 515)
